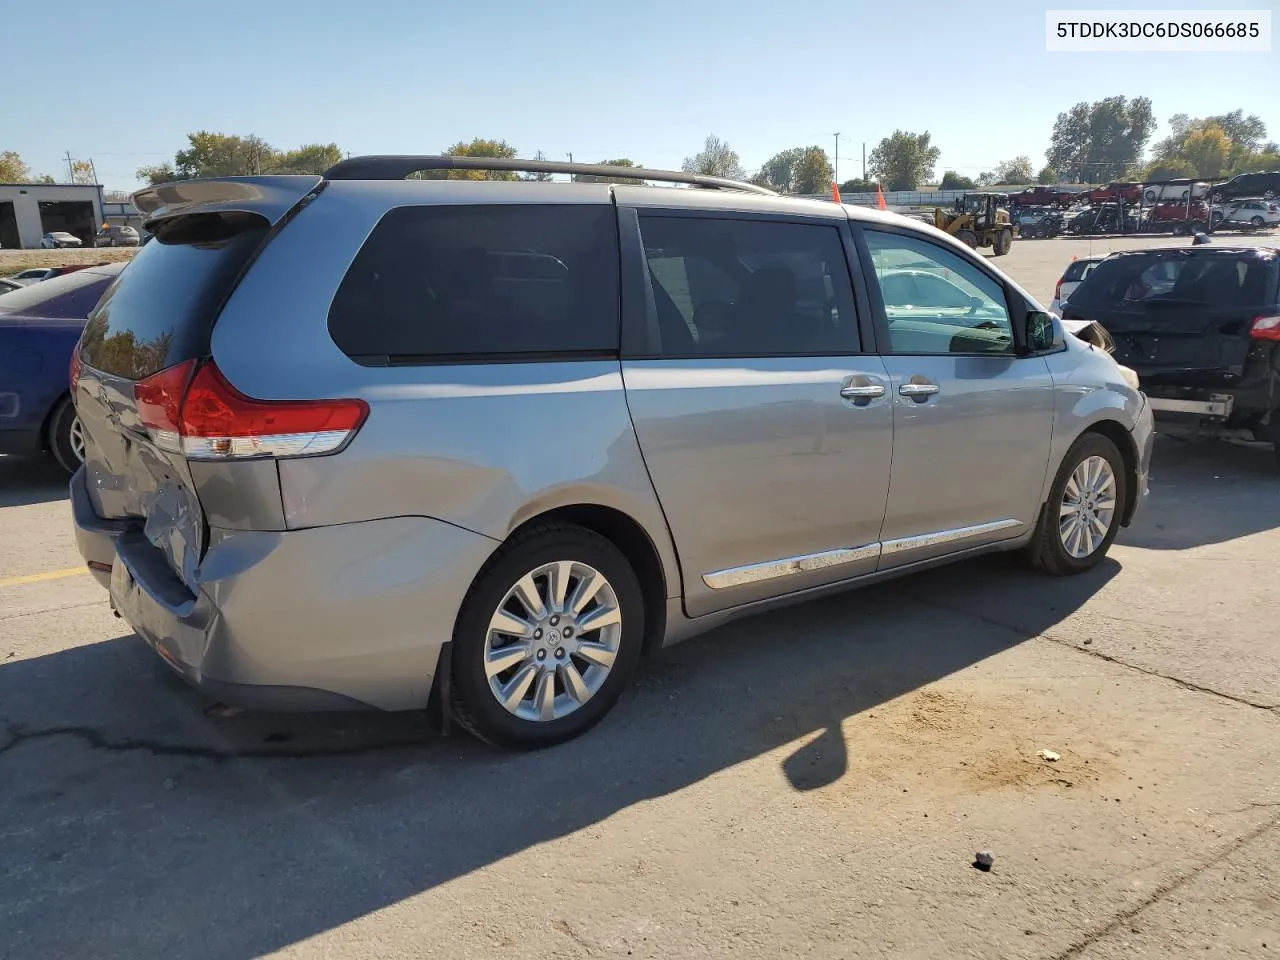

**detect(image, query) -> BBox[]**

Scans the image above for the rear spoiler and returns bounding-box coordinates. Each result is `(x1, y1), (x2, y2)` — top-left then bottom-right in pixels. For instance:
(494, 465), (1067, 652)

(131, 176), (323, 230)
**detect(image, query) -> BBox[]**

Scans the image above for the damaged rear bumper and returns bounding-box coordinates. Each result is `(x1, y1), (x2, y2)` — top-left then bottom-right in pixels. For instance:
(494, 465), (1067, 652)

(70, 466), (499, 712)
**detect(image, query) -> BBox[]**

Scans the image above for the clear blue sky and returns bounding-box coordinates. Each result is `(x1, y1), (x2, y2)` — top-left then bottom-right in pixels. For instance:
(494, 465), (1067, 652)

(9, 0), (1278, 190)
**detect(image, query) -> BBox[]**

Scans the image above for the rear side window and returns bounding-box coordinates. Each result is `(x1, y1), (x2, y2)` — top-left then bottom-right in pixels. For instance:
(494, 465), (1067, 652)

(328, 204), (620, 363)
(1062, 259), (1099, 283)
(1073, 254), (1279, 309)
(636, 215), (859, 357)
(79, 212), (268, 380)
(0, 269), (115, 319)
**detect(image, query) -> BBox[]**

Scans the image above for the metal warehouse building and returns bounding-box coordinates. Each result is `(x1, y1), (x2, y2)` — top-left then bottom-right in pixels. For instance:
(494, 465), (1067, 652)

(0, 183), (105, 250)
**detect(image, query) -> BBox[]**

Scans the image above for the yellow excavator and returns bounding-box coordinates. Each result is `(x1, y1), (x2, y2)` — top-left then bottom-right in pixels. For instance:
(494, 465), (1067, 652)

(933, 192), (1016, 255)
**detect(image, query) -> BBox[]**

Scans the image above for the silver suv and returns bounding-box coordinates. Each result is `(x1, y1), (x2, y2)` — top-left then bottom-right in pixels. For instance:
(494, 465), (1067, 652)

(70, 156), (1154, 749)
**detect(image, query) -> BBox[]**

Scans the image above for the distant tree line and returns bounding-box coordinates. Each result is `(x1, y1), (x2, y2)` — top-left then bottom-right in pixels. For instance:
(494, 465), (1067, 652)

(6, 101), (1275, 198)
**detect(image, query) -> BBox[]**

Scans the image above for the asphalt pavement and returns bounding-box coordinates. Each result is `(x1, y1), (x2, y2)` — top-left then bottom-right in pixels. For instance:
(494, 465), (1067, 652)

(1, 233), (1278, 959)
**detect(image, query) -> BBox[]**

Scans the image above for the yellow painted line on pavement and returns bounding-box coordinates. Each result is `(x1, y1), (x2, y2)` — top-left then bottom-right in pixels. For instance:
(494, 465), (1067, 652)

(0, 566), (86, 588)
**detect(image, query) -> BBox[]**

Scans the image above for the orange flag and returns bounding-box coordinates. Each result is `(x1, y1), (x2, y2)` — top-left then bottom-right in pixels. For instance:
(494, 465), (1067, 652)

(832, 181), (842, 203)
(875, 182), (887, 210)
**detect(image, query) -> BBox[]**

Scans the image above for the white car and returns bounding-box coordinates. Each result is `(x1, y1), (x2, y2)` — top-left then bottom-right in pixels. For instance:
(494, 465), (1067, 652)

(40, 231), (83, 249)
(1049, 254), (1108, 315)
(1211, 199), (1280, 230)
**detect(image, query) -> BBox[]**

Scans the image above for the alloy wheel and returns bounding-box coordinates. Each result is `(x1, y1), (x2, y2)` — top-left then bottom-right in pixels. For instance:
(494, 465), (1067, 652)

(68, 416), (86, 463)
(1058, 455), (1117, 559)
(483, 560), (622, 722)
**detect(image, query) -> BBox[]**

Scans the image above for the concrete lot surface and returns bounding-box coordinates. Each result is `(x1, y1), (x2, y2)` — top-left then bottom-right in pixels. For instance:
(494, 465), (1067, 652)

(1, 233), (1278, 959)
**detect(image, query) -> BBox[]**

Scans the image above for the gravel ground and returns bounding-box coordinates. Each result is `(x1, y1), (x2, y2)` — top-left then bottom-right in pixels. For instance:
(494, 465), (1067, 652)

(0, 233), (1277, 959)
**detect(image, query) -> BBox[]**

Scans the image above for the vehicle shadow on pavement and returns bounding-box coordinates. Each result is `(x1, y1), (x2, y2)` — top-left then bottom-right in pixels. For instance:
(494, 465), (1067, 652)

(1118, 434), (1280, 550)
(0, 455), (69, 507)
(0, 556), (1117, 959)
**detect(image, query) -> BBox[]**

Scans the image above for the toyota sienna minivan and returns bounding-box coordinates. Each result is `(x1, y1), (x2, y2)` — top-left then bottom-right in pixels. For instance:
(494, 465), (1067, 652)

(70, 156), (1153, 749)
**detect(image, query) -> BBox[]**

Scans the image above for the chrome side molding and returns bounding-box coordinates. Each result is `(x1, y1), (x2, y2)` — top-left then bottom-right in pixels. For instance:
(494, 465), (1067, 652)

(702, 543), (882, 589)
(880, 518), (1023, 556)
(702, 519), (1024, 589)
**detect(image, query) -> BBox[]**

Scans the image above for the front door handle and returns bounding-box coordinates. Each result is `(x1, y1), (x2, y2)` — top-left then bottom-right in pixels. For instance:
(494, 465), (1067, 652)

(840, 384), (886, 400)
(899, 381), (940, 399)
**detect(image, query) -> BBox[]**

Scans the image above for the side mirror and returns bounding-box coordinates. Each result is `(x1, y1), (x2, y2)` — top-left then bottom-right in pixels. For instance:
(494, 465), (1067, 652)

(1024, 310), (1061, 353)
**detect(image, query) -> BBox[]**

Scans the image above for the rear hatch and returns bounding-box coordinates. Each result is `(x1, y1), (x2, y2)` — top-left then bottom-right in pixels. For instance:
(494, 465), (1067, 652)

(1062, 249), (1280, 386)
(72, 176), (324, 591)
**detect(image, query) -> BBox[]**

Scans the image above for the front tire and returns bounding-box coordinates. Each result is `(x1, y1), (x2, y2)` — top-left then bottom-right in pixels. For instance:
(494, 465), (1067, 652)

(1026, 433), (1127, 576)
(993, 228), (1013, 255)
(449, 523), (645, 750)
(48, 397), (85, 474)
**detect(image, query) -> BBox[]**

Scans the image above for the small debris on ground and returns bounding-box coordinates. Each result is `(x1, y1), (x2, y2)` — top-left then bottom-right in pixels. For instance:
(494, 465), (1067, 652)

(1039, 749), (1061, 762)
(973, 850), (995, 871)
(163, 778), (176, 791)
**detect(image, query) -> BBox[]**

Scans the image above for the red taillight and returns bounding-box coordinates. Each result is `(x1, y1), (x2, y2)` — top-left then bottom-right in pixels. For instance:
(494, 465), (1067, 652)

(1251, 315), (1280, 342)
(1054, 278), (1063, 301)
(135, 359), (197, 453)
(134, 360), (368, 460)
(69, 352), (83, 393)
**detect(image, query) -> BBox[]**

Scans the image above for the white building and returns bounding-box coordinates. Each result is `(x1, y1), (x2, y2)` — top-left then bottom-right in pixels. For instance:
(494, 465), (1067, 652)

(0, 183), (105, 249)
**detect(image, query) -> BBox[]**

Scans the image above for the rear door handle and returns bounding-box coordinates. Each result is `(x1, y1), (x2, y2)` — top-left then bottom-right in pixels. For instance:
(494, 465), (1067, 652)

(899, 381), (940, 398)
(840, 384), (886, 400)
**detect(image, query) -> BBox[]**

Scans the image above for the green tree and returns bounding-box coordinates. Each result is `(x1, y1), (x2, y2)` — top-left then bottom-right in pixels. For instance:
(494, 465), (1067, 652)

(437, 137), (520, 180)
(1232, 150), (1280, 174)
(682, 135), (744, 180)
(136, 161), (178, 185)
(758, 147), (805, 192)
(1045, 96), (1154, 182)
(991, 155), (1034, 184)
(1181, 124), (1231, 179)
(1037, 166), (1057, 185)
(867, 131), (941, 191)
(1138, 158), (1196, 182)
(939, 170), (976, 190)
(573, 158), (645, 185)
(0, 150), (31, 182)
(839, 177), (877, 193)
(271, 143), (343, 175)
(792, 147), (834, 194)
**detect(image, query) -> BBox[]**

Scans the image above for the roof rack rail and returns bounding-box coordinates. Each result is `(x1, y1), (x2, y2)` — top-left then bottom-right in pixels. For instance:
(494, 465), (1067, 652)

(321, 155), (776, 196)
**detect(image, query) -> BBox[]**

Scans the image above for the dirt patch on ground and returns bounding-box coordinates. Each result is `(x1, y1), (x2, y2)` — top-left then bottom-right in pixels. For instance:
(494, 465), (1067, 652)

(774, 686), (1120, 800)
(0, 248), (136, 276)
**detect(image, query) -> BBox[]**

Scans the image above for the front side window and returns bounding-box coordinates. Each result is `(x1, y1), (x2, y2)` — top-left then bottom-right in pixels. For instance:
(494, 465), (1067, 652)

(862, 229), (1013, 355)
(328, 204), (620, 363)
(636, 215), (858, 357)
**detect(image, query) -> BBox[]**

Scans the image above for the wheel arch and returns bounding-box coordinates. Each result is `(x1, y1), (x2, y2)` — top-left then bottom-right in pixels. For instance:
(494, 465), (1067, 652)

(1076, 419), (1140, 527)
(39, 389), (72, 452)
(505, 503), (672, 655)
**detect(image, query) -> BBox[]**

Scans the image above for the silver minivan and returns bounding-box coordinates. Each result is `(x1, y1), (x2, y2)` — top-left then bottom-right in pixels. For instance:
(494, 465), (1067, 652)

(70, 157), (1153, 749)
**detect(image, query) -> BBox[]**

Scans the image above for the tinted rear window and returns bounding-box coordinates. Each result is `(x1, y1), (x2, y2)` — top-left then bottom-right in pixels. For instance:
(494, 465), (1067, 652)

(1071, 253), (1280, 309)
(327, 204), (620, 363)
(79, 212), (268, 380)
(0, 268), (116, 319)
(1062, 259), (1100, 283)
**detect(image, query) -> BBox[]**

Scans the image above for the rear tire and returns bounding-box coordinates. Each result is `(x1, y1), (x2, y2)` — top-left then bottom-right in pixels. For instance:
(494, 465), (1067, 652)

(47, 397), (84, 474)
(449, 523), (645, 750)
(1026, 433), (1127, 576)
(993, 228), (1013, 256)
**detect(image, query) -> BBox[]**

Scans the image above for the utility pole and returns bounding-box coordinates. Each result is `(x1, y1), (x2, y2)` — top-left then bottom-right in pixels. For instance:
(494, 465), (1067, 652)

(65, 151), (74, 183)
(88, 158), (99, 185)
(833, 133), (840, 185)
(862, 142), (866, 181)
